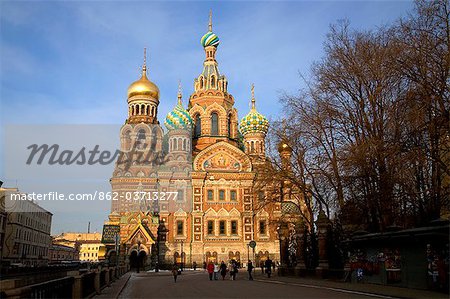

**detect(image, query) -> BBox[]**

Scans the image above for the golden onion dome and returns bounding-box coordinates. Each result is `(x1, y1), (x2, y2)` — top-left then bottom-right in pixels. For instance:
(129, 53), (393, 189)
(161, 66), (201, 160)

(127, 66), (160, 99)
(277, 140), (292, 153)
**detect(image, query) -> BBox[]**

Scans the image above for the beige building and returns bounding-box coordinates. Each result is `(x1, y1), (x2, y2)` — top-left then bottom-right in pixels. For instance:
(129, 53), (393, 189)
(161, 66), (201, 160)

(79, 240), (104, 262)
(0, 187), (52, 266)
(53, 232), (104, 262)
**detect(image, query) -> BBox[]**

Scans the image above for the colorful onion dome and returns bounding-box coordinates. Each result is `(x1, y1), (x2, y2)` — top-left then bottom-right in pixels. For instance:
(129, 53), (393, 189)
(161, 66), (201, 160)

(164, 89), (193, 131)
(239, 85), (269, 135)
(201, 31), (220, 48)
(201, 10), (220, 48)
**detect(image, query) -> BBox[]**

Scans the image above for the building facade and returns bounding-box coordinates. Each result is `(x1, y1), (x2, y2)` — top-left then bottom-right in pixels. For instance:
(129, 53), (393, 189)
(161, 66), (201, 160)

(102, 14), (304, 268)
(49, 244), (79, 263)
(0, 187), (53, 267)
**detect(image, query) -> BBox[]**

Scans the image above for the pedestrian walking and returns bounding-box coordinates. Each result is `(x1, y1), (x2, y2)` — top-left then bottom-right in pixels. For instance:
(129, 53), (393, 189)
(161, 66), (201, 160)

(230, 260), (238, 280)
(265, 257), (273, 278)
(203, 261), (207, 272)
(214, 262), (219, 280)
(247, 260), (254, 280)
(207, 261), (214, 280)
(193, 261), (197, 271)
(172, 264), (179, 283)
(220, 261), (227, 280)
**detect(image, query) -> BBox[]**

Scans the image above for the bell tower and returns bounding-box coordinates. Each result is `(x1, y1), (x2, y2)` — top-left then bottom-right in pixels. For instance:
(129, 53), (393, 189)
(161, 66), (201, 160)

(188, 11), (239, 154)
(239, 84), (269, 163)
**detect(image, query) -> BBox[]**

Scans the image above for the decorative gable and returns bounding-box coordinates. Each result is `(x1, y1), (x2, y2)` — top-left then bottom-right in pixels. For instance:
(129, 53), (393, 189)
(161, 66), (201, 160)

(193, 141), (252, 172)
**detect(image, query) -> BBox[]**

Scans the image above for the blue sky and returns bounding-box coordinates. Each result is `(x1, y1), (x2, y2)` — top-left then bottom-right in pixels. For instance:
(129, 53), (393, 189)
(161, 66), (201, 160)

(1, 1), (414, 234)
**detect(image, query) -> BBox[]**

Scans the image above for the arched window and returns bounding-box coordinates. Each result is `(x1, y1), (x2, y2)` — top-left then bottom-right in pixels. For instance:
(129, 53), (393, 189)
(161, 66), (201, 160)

(151, 128), (157, 151)
(211, 75), (215, 88)
(228, 115), (232, 138)
(251, 141), (255, 153)
(137, 129), (146, 149)
(211, 113), (219, 135)
(194, 115), (201, 138)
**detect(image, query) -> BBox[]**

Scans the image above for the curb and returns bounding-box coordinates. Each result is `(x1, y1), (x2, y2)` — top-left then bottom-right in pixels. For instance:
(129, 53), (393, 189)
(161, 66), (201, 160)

(115, 273), (132, 299)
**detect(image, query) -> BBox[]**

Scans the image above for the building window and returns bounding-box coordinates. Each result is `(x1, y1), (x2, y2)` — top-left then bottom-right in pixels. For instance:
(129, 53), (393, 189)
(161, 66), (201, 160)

(207, 220), (214, 235)
(230, 190), (237, 201)
(211, 113), (219, 135)
(219, 220), (226, 235)
(194, 115), (201, 138)
(258, 191), (265, 202)
(260, 220), (267, 235)
(207, 190), (214, 201)
(177, 189), (184, 202)
(231, 221), (237, 235)
(228, 115), (232, 137)
(219, 190), (225, 201)
(177, 220), (184, 235)
(137, 129), (146, 149)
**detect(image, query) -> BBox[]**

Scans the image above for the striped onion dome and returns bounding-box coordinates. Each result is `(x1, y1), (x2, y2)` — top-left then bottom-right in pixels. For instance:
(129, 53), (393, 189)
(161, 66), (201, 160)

(201, 31), (220, 48)
(164, 95), (193, 131)
(239, 85), (269, 135)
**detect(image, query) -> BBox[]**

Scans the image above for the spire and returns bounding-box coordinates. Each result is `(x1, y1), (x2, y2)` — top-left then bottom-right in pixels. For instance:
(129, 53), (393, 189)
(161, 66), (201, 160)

(251, 83), (256, 110)
(177, 80), (182, 105)
(208, 9), (212, 32)
(142, 47), (147, 76)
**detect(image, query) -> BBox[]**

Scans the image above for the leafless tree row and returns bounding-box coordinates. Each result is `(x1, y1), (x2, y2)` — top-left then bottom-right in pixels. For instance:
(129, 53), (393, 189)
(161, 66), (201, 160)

(261, 0), (449, 232)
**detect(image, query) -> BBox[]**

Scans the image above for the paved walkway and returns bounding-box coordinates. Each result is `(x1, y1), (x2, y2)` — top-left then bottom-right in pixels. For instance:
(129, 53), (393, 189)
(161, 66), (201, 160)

(255, 274), (447, 299)
(94, 271), (132, 299)
(94, 270), (448, 299)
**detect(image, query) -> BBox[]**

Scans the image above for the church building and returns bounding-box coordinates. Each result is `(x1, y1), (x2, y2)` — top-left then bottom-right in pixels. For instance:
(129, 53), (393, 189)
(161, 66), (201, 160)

(101, 13), (302, 269)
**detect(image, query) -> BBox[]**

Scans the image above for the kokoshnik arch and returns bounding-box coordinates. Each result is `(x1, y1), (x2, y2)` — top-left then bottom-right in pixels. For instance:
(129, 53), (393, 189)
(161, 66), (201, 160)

(100, 12), (309, 268)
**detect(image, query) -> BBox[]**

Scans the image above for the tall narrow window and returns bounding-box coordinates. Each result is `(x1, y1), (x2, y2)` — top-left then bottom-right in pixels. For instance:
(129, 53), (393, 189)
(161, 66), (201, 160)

(137, 129), (146, 149)
(194, 115), (201, 138)
(219, 220), (226, 235)
(259, 220), (267, 235)
(177, 220), (184, 235)
(219, 190), (225, 201)
(211, 113), (219, 135)
(230, 190), (237, 201)
(207, 190), (214, 201)
(151, 128), (157, 151)
(258, 191), (265, 202)
(207, 220), (214, 235)
(228, 115), (232, 138)
(231, 221), (237, 235)
(177, 189), (184, 202)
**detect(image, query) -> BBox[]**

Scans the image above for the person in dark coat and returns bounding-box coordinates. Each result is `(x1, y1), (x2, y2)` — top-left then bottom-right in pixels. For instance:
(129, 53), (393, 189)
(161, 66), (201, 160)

(247, 260), (254, 280)
(172, 264), (179, 283)
(265, 258), (273, 278)
(220, 261), (227, 280)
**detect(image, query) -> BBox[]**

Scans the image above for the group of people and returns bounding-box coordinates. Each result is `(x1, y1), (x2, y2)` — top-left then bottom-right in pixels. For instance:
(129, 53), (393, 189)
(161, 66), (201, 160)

(206, 260), (239, 280)
(171, 258), (276, 283)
